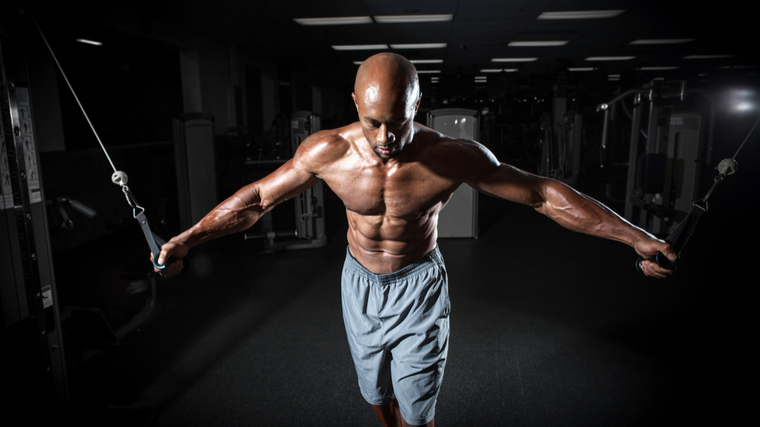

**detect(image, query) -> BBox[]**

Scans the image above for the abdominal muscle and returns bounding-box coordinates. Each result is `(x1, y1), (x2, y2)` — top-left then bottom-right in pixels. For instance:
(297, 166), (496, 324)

(345, 208), (440, 274)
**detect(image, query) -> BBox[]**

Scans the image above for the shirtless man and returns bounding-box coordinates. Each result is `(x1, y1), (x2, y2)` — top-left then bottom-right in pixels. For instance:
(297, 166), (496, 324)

(154, 52), (675, 426)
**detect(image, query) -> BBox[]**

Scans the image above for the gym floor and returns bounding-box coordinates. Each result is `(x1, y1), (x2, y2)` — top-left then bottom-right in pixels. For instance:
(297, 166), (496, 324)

(53, 175), (753, 427)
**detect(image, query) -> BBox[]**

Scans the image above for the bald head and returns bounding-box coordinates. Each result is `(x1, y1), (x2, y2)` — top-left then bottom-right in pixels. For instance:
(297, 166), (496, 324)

(354, 53), (420, 112)
(352, 53), (422, 160)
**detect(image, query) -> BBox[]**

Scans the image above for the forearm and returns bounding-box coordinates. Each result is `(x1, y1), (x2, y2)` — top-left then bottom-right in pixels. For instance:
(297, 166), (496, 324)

(169, 185), (268, 250)
(536, 179), (653, 247)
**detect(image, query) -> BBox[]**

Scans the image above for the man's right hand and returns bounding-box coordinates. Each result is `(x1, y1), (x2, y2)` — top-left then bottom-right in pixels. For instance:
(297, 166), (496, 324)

(151, 240), (189, 277)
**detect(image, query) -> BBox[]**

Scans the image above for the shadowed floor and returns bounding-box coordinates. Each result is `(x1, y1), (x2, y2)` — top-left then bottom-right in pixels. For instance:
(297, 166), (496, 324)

(52, 172), (754, 427)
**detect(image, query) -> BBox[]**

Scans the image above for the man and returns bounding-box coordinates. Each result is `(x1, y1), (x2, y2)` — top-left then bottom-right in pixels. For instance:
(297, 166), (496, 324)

(154, 53), (675, 427)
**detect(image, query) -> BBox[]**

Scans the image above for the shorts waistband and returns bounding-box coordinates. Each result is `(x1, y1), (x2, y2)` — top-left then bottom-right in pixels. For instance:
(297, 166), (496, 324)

(344, 246), (443, 286)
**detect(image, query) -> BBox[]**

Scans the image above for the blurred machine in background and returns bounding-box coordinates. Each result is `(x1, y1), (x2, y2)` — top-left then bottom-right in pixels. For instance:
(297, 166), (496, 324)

(597, 80), (714, 235)
(243, 111), (327, 251)
(427, 108), (480, 238)
(1, 32), (69, 412)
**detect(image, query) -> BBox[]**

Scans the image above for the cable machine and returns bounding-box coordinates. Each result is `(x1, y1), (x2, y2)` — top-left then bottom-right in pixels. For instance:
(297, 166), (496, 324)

(1, 20), (69, 414)
(243, 111), (327, 251)
(597, 80), (715, 235)
(539, 83), (583, 185)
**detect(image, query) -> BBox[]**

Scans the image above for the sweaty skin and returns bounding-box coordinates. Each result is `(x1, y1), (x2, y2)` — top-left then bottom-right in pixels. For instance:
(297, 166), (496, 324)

(153, 52), (674, 427)
(156, 53), (674, 279)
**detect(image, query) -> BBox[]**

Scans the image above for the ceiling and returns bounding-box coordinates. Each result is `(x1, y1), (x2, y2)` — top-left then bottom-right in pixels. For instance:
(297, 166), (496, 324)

(20, 0), (760, 97)
(158, 0), (758, 83)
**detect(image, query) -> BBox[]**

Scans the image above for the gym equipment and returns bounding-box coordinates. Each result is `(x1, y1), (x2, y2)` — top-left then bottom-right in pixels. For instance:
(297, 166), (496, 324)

(634, 116), (757, 275)
(427, 108), (479, 238)
(174, 113), (217, 232)
(1, 22), (69, 409)
(597, 80), (715, 236)
(244, 111), (327, 251)
(31, 16), (167, 270)
(538, 84), (582, 184)
(46, 197), (97, 233)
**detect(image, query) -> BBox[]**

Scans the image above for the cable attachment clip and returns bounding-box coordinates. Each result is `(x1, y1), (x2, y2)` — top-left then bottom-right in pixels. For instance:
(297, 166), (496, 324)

(120, 184), (145, 219)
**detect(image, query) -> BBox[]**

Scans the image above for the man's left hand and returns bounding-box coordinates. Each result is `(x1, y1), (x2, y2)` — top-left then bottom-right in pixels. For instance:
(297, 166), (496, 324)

(635, 238), (677, 279)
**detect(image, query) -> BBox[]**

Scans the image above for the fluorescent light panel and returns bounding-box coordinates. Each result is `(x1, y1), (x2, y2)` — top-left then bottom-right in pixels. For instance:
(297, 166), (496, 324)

(295, 16), (373, 25)
(640, 66), (679, 70)
(586, 56), (635, 61)
(481, 68), (518, 72)
(509, 41), (568, 47)
(375, 14), (453, 23)
(684, 54), (734, 59)
(538, 10), (625, 19)
(491, 58), (537, 62)
(410, 59), (443, 64)
(332, 44), (389, 50)
(76, 38), (102, 46)
(630, 39), (695, 45)
(390, 43), (447, 49)
(417, 70), (441, 74)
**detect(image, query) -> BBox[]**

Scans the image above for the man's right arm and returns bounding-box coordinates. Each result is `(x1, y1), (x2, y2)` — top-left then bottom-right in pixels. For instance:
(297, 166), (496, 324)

(154, 145), (321, 274)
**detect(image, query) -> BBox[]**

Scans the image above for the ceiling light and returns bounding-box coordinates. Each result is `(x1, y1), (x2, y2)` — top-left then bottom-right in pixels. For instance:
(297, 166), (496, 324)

(585, 56), (635, 61)
(538, 10), (625, 20)
(332, 44), (389, 51)
(684, 54), (734, 59)
(417, 70), (441, 74)
(630, 39), (695, 45)
(375, 14), (453, 23)
(508, 41), (568, 47)
(491, 58), (538, 62)
(410, 59), (444, 64)
(640, 66), (679, 70)
(569, 67), (595, 71)
(481, 68), (518, 72)
(294, 16), (373, 25)
(76, 38), (102, 46)
(390, 43), (447, 49)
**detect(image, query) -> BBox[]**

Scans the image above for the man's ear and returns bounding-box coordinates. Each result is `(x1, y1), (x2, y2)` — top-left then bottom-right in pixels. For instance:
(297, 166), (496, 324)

(352, 92), (359, 111)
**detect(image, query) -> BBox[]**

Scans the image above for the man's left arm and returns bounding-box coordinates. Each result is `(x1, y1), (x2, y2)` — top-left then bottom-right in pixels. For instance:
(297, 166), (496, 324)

(459, 141), (676, 278)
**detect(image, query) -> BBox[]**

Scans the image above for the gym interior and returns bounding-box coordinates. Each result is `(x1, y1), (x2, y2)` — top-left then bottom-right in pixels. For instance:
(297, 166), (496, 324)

(2, 1), (758, 426)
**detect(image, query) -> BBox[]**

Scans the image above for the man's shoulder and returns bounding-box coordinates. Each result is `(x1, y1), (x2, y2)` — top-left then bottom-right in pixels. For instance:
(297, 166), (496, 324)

(411, 124), (501, 181)
(414, 124), (495, 161)
(293, 122), (363, 172)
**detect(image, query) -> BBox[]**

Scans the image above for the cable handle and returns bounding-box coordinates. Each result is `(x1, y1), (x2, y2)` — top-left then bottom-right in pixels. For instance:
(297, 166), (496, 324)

(635, 252), (678, 275)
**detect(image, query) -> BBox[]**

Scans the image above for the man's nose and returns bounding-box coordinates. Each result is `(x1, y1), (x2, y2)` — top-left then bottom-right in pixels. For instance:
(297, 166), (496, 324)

(377, 125), (395, 144)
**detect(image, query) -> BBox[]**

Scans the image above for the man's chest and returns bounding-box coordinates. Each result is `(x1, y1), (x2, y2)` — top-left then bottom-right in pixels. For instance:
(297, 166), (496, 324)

(320, 159), (460, 218)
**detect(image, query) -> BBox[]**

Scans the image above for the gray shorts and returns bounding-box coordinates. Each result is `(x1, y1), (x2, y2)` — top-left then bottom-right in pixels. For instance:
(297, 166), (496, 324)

(341, 246), (450, 425)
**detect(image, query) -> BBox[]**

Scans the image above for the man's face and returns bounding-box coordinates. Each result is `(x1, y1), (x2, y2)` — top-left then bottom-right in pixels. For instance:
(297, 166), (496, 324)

(353, 81), (420, 160)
